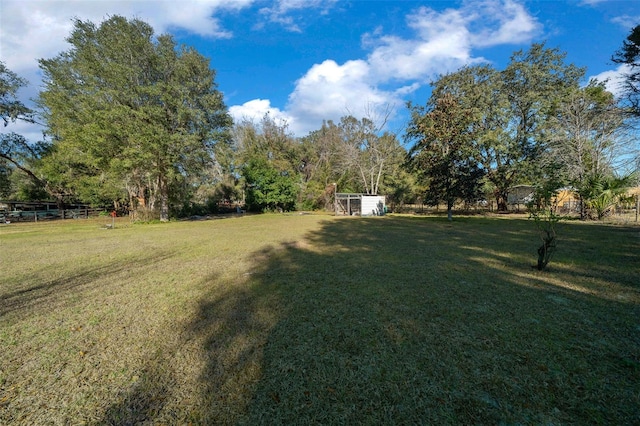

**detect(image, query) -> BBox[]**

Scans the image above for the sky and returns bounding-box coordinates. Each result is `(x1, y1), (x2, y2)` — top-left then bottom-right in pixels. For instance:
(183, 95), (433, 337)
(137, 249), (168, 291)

(1, 0), (639, 143)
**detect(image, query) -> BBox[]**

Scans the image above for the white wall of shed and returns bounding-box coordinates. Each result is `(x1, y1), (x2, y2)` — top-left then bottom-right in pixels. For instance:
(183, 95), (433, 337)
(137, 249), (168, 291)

(361, 196), (385, 216)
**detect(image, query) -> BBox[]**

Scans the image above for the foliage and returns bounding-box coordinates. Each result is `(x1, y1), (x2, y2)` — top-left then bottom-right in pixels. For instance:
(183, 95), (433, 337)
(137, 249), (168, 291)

(544, 82), (630, 219)
(0, 63), (47, 199)
(243, 157), (297, 212)
(407, 93), (485, 220)
(37, 16), (231, 220)
(298, 114), (405, 207)
(0, 133), (53, 199)
(381, 168), (422, 212)
(424, 45), (584, 212)
(581, 173), (636, 220)
(531, 207), (560, 271)
(298, 123), (343, 209)
(499, 43), (584, 209)
(612, 24), (640, 117)
(527, 188), (562, 270)
(232, 116), (301, 211)
(230, 113), (405, 212)
(0, 61), (34, 126)
(334, 114), (405, 195)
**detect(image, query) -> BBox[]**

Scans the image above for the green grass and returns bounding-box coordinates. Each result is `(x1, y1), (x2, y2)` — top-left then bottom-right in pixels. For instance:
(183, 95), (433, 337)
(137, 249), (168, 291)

(1, 214), (639, 424)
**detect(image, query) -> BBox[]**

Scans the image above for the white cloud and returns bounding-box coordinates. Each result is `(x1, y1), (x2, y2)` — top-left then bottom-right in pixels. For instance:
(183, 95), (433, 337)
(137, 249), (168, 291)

(364, 8), (475, 83)
(284, 59), (398, 135)
(266, 0), (540, 136)
(0, 0), (254, 75)
(259, 0), (337, 32)
(229, 99), (294, 125)
(362, 0), (540, 84)
(589, 65), (630, 99)
(611, 15), (640, 30)
(1, 0), (543, 139)
(469, 0), (541, 47)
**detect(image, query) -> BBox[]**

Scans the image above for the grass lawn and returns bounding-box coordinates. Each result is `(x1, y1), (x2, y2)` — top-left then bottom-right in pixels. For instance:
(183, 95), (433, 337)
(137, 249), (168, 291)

(1, 213), (639, 424)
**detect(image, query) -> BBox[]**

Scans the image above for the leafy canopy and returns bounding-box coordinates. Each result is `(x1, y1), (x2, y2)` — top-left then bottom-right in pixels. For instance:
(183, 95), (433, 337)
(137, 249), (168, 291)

(37, 16), (231, 219)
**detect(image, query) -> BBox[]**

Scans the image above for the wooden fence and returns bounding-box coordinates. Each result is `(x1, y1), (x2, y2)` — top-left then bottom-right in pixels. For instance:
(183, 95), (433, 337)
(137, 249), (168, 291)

(1, 208), (104, 223)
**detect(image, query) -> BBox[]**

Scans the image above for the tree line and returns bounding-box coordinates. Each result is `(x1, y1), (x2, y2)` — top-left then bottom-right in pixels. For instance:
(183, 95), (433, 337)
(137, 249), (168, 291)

(1, 16), (638, 221)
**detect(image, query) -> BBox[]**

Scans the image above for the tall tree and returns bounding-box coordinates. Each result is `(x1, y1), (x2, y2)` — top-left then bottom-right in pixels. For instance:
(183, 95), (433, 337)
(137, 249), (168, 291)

(37, 16), (231, 220)
(406, 93), (484, 221)
(0, 62), (34, 126)
(427, 45), (584, 212)
(545, 82), (632, 218)
(232, 115), (300, 212)
(612, 24), (640, 117)
(0, 62), (47, 199)
(496, 43), (584, 210)
(299, 120), (355, 208)
(335, 114), (404, 196)
(428, 64), (508, 209)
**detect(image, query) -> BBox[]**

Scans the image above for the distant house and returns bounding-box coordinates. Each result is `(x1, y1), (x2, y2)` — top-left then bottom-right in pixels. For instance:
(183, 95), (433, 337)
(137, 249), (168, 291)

(555, 186), (640, 213)
(554, 188), (580, 212)
(626, 186), (640, 197)
(507, 185), (535, 209)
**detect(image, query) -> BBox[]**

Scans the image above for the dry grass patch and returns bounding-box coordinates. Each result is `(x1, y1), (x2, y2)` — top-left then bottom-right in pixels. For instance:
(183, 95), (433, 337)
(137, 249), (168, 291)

(1, 214), (639, 424)
(1, 215), (321, 424)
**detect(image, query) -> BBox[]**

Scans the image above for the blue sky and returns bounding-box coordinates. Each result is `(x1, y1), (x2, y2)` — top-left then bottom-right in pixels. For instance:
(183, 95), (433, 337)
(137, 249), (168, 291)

(1, 0), (639, 142)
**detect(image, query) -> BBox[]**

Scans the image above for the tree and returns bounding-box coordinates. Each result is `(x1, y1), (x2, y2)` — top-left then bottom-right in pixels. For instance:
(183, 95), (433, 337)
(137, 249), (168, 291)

(336, 114), (404, 196)
(582, 173), (635, 220)
(232, 115), (301, 212)
(406, 93), (484, 221)
(496, 43), (584, 210)
(243, 157), (297, 211)
(528, 193), (561, 271)
(381, 168), (423, 213)
(37, 16), (231, 220)
(425, 46), (583, 213)
(298, 122), (341, 210)
(0, 62), (34, 126)
(428, 64), (507, 209)
(545, 82), (632, 218)
(612, 24), (640, 117)
(299, 120), (357, 209)
(0, 62), (48, 199)
(0, 133), (50, 200)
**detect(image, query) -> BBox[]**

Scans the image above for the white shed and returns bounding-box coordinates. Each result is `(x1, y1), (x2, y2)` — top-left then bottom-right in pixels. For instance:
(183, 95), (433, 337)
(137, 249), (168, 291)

(335, 193), (386, 216)
(361, 195), (385, 216)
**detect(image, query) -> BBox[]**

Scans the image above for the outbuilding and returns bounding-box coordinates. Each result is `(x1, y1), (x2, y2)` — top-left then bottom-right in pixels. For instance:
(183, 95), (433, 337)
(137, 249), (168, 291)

(335, 193), (386, 216)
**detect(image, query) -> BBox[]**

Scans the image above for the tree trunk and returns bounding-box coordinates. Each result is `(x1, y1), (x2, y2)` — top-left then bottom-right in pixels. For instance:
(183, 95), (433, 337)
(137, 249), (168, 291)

(447, 198), (454, 221)
(579, 194), (588, 220)
(495, 188), (509, 212)
(159, 176), (169, 222)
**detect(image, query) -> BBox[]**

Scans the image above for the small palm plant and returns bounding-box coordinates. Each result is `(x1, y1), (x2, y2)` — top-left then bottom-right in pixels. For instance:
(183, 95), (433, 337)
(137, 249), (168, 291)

(528, 188), (563, 271)
(580, 173), (636, 220)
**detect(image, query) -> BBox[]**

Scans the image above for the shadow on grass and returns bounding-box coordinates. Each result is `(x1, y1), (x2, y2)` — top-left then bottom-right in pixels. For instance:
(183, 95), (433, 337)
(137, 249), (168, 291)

(100, 354), (176, 426)
(109, 216), (639, 424)
(0, 250), (176, 319)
